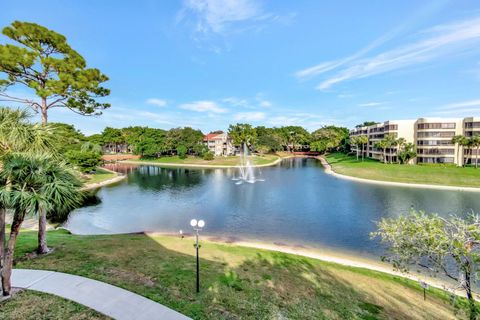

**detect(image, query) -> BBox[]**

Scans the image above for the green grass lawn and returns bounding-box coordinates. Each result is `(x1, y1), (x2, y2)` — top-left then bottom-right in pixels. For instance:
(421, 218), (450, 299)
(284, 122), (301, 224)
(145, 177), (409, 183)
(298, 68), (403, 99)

(325, 152), (480, 188)
(7, 229), (470, 319)
(134, 154), (281, 167)
(0, 290), (109, 320)
(84, 168), (117, 185)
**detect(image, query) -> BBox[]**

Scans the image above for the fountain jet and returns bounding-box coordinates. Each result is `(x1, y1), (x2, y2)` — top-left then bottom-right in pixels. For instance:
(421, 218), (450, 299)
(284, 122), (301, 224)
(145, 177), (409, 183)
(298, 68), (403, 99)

(232, 143), (264, 184)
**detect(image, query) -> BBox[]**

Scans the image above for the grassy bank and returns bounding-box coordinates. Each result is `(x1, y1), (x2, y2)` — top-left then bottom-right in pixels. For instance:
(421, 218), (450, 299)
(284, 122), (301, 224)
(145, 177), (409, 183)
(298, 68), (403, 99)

(325, 152), (480, 188)
(133, 154), (281, 167)
(84, 168), (117, 184)
(0, 290), (108, 320)
(8, 229), (470, 319)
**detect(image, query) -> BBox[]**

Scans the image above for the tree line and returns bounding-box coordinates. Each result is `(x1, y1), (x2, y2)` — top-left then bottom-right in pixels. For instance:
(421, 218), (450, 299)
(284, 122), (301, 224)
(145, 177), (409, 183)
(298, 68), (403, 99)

(77, 124), (350, 158)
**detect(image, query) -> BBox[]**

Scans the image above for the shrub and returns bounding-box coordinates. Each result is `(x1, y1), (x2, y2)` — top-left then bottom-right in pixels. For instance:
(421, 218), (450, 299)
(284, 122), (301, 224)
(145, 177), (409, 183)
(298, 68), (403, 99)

(65, 150), (102, 173)
(177, 145), (188, 159)
(203, 152), (214, 161)
(193, 143), (208, 157)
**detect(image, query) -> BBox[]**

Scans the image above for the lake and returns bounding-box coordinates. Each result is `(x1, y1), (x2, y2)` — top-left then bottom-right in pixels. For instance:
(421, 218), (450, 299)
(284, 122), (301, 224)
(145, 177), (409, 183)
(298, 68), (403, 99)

(65, 158), (480, 259)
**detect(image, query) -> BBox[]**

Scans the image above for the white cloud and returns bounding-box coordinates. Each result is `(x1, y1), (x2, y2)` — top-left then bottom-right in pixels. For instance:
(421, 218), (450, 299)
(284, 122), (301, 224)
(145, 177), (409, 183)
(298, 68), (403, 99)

(179, 100), (227, 113)
(358, 102), (385, 107)
(439, 99), (480, 110)
(146, 98), (167, 107)
(259, 100), (272, 107)
(296, 16), (480, 90)
(180, 0), (266, 34)
(295, 60), (344, 79)
(264, 113), (344, 131)
(234, 111), (266, 121)
(255, 93), (272, 108)
(222, 97), (249, 107)
(136, 111), (178, 125)
(222, 95), (272, 109)
(432, 99), (480, 116)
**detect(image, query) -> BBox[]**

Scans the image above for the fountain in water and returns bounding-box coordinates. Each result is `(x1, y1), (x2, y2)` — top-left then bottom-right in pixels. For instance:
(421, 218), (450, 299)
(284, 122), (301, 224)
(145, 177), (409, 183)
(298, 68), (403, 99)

(232, 143), (264, 184)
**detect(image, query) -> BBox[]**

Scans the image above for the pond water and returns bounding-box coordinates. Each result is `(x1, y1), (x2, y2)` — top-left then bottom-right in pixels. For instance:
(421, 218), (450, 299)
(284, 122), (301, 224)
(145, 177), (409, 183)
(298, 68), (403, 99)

(65, 158), (480, 258)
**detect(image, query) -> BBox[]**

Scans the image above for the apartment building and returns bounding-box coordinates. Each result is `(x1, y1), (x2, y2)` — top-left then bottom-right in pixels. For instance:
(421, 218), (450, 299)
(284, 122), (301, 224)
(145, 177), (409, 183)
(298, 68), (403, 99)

(203, 133), (235, 156)
(349, 117), (480, 165)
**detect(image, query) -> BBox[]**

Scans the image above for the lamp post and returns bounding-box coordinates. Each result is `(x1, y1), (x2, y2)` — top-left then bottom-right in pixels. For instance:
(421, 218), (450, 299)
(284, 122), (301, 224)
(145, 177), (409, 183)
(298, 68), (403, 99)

(190, 219), (205, 293)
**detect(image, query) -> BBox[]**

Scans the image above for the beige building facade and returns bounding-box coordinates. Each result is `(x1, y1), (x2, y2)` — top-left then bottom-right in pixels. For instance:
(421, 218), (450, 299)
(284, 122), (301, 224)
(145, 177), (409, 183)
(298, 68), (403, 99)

(350, 117), (480, 165)
(203, 133), (235, 156)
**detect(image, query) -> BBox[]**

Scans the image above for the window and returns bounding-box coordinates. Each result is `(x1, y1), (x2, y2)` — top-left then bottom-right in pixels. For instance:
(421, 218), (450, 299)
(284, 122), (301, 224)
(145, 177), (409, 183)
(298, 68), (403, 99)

(417, 140), (453, 146)
(369, 127), (384, 133)
(417, 148), (454, 155)
(385, 124), (398, 131)
(465, 122), (480, 128)
(465, 131), (480, 137)
(417, 131), (455, 138)
(417, 123), (455, 129)
(418, 157), (454, 164)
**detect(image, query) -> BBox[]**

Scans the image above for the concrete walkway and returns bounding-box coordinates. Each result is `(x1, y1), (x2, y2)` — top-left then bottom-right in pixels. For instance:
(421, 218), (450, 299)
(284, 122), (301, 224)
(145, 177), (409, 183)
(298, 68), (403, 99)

(12, 269), (191, 320)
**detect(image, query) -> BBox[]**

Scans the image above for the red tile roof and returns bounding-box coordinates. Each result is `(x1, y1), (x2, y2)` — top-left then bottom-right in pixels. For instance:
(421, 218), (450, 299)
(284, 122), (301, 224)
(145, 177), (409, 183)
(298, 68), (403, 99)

(203, 133), (221, 141)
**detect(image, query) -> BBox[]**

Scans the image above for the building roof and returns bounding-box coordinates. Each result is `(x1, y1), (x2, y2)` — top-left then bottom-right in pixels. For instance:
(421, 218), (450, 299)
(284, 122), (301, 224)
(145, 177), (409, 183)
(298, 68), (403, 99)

(203, 133), (225, 141)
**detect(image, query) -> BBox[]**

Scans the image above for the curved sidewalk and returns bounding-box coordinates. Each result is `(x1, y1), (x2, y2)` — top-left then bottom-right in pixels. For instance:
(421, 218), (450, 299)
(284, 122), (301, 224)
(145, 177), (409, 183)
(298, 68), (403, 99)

(12, 269), (191, 320)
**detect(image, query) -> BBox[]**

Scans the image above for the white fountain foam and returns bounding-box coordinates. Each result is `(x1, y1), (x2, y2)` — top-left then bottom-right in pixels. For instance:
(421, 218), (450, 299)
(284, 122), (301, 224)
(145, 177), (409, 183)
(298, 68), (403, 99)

(233, 143), (264, 184)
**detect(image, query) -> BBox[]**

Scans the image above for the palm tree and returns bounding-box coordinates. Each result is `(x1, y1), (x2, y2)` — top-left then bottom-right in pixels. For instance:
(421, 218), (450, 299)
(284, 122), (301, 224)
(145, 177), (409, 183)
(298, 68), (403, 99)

(375, 140), (387, 164)
(451, 135), (466, 167)
(471, 136), (480, 169)
(357, 135), (368, 162)
(463, 137), (475, 167)
(384, 135), (397, 164)
(0, 153), (83, 295)
(81, 141), (102, 154)
(35, 158), (83, 254)
(349, 136), (360, 160)
(1, 153), (45, 295)
(396, 138), (406, 164)
(0, 107), (55, 287)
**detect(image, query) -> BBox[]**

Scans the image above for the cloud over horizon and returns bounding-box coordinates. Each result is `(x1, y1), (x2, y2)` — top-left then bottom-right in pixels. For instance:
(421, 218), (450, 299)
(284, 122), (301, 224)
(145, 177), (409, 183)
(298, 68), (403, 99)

(146, 98), (167, 107)
(179, 100), (227, 113)
(296, 16), (480, 90)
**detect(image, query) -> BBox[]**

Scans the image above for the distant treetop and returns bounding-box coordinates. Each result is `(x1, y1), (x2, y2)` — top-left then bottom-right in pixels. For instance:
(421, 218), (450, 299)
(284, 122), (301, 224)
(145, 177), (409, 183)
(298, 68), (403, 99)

(355, 121), (379, 128)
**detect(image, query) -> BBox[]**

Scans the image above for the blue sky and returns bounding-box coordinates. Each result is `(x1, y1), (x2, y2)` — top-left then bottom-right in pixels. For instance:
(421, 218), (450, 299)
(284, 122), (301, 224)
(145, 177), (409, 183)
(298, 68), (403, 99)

(1, 0), (480, 135)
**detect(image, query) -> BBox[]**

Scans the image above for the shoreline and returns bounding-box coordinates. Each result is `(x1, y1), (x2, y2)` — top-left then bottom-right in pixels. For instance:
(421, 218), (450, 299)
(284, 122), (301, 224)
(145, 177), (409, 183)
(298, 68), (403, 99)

(143, 232), (464, 297)
(319, 156), (480, 193)
(120, 155), (289, 169)
(82, 173), (127, 191)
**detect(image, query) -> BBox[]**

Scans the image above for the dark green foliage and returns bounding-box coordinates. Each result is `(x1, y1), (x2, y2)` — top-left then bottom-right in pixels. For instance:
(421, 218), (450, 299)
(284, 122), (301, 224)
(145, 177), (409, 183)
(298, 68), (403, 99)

(398, 142), (417, 164)
(177, 145), (187, 159)
(203, 152), (214, 160)
(356, 121), (378, 128)
(255, 126), (283, 153)
(101, 127), (124, 145)
(310, 126), (349, 153)
(0, 21), (110, 123)
(228, 123), (258, 147)
(65, 150), (101, 173)
(135, 138), (163, 158)
(50, 122), (86, 154)
(276, 126), (311, 151)
(193, 143), (208, 157)
(165, 127), (204, 152)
